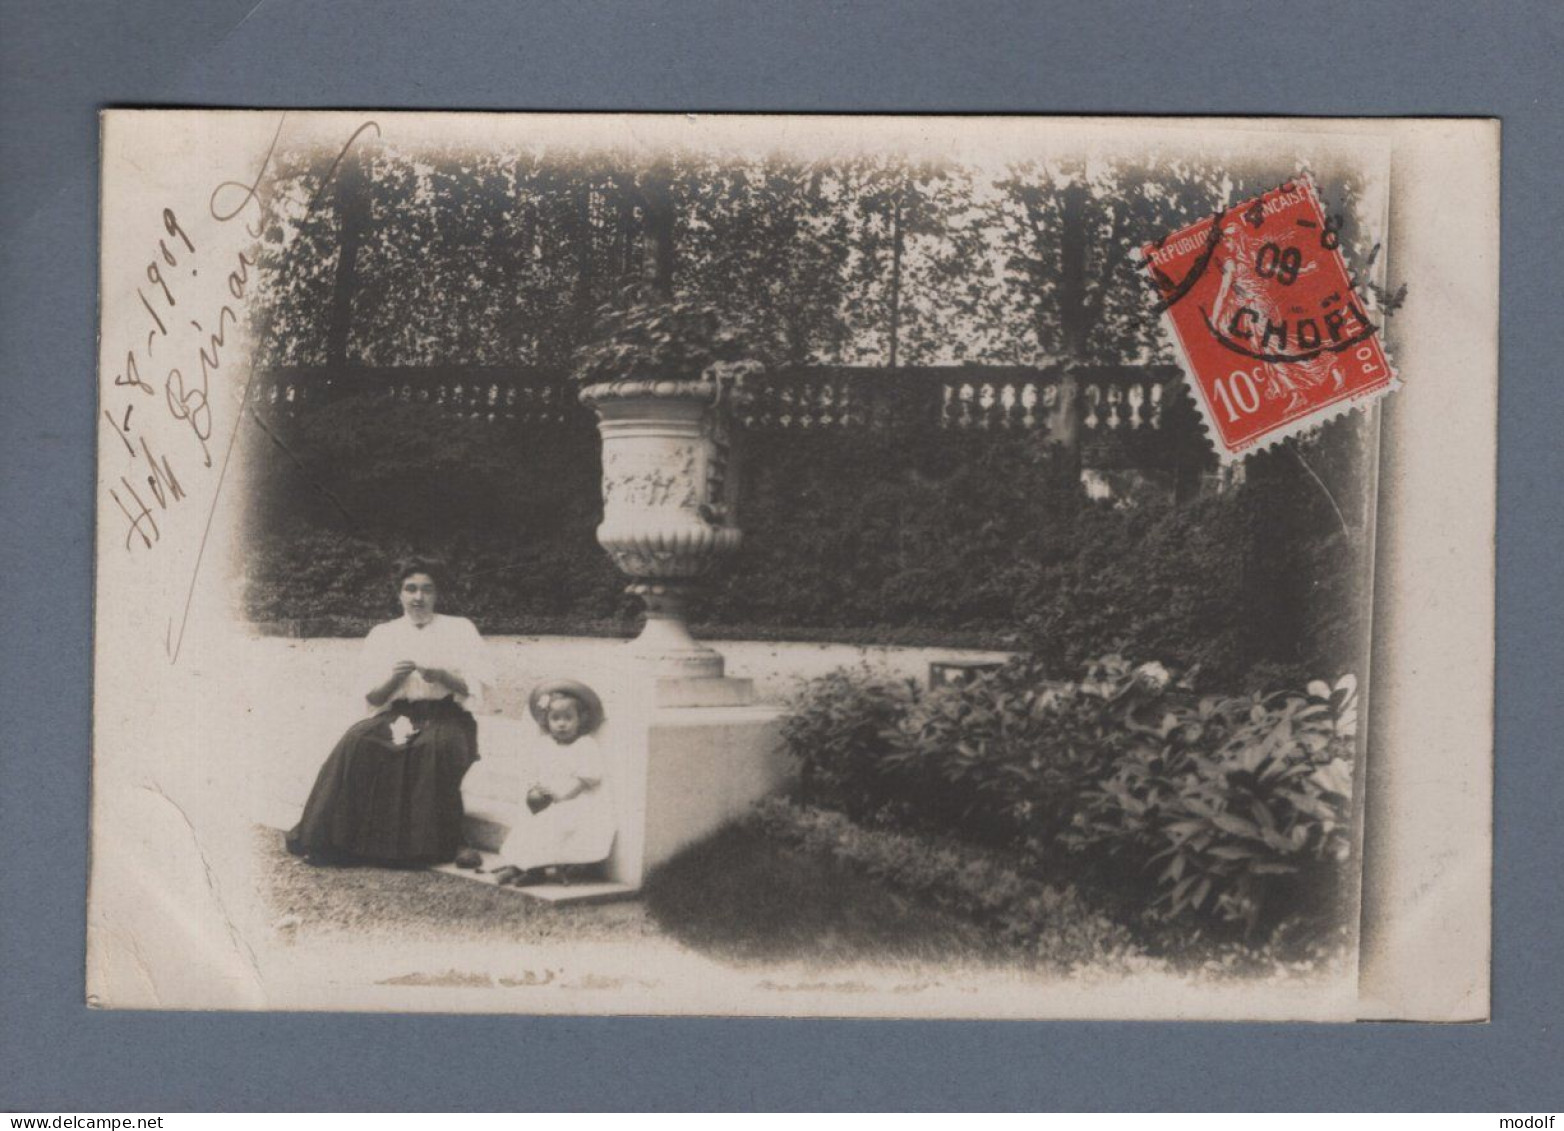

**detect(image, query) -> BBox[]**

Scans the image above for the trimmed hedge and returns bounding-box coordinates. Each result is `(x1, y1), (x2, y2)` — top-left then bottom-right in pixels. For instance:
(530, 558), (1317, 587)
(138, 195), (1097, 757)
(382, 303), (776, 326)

(243, 394), (1371, 686)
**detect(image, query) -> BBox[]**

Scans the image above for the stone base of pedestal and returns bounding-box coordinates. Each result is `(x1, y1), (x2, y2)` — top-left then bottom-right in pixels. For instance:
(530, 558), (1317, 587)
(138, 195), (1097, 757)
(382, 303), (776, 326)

(651, 675), (756, 708)
(461, 692), (790, 895)
(621, 702), (788, 889)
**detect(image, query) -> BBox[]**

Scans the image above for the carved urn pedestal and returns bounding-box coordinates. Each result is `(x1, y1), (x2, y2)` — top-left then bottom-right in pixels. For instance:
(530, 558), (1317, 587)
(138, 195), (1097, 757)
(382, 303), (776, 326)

(582, 376), (757, 706)
(577, 376), (788, 891)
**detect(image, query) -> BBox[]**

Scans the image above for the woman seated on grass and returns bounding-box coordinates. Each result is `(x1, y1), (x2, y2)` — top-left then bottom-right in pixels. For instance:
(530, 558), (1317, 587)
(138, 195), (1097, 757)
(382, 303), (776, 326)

(286, 556), (494, 868)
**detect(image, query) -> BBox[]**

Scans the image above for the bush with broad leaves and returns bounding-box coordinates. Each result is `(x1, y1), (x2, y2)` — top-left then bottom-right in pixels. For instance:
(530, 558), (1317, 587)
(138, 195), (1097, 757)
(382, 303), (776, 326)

(781, 656), (1358, 937)
(1065, 675), (1357, 936)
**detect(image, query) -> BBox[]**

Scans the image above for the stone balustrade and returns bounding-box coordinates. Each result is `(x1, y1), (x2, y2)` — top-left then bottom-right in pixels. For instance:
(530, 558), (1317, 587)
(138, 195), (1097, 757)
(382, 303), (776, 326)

(253, 363), (1191, 452)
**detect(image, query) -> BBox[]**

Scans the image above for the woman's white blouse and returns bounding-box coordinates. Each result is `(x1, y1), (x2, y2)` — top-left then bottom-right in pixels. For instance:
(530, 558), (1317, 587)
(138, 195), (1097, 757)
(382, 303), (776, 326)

(356, 614), (495, 713)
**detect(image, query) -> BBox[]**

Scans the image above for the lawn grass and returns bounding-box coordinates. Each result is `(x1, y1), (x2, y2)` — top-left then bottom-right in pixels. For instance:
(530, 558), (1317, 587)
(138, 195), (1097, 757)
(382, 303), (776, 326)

(254, 827), (657, 946)
(257, 822), (1008, 969)
(641, 819), (1009, 968)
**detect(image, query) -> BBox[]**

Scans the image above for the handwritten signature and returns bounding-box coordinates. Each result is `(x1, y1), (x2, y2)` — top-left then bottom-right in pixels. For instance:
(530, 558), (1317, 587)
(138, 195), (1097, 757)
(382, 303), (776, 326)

(101, 113), (380, 661)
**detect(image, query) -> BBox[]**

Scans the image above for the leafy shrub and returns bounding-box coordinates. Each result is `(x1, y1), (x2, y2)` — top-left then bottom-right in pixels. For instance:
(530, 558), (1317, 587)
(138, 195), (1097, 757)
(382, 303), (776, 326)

(784, 655), (1186, 849)
(1017, 468), (1371, 690)
(1066, 676), (1357, 937)
(885, 655), (1172, 847)
(781, 656), (1358, 937)
(572, 285), (767, 385)
(242, 527), (408, 628)
(241, 524), (632, 636)
(781, 668), (923, 820)
(749, 798), (1139, 971)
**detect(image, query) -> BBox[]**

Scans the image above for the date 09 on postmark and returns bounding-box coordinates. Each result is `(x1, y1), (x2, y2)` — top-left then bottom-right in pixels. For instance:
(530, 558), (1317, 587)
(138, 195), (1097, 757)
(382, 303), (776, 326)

(1140, 177), (1398, 460)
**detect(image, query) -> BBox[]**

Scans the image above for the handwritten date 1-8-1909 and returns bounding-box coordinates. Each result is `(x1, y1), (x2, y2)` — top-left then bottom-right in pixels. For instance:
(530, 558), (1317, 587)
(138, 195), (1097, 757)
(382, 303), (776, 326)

(104, 205), (256, 554)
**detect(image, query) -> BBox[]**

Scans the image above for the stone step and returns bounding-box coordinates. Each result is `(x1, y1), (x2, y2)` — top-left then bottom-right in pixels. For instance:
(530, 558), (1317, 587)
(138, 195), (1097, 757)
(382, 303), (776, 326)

(509, 881), (640, 905)
(430, 851), (640, 904)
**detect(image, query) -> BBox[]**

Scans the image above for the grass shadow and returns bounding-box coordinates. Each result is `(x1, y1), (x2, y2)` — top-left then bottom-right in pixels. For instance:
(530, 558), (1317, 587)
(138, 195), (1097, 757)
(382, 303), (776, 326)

(642, 820), (1009, 969)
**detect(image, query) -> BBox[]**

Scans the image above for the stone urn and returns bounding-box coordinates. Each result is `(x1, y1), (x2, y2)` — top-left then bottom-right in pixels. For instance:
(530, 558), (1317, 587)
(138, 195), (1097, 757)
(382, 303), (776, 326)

(580, 372), (751, 682)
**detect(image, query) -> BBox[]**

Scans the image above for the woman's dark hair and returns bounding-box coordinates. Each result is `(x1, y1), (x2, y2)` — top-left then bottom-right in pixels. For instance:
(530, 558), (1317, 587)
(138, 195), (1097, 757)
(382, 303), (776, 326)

(393, 555), (448, 592)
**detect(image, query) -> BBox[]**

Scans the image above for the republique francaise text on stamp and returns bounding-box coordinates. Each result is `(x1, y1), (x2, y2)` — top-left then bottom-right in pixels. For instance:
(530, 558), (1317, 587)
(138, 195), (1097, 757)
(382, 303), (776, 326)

(1141, 176), (1398, 460)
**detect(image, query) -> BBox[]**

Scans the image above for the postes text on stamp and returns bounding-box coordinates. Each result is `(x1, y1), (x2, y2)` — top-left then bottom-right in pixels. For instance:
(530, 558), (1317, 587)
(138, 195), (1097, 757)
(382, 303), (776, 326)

(1141, 177), (1397, 460)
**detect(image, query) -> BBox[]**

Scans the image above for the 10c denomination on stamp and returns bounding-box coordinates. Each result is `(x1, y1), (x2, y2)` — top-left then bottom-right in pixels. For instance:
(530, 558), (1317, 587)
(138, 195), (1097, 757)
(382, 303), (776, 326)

(1141, 177), (1398, 461)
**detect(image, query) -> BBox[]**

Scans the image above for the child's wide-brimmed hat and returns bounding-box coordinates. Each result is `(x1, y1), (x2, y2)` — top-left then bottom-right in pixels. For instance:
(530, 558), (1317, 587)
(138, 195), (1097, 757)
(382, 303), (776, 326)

(528, 679), (606, 735)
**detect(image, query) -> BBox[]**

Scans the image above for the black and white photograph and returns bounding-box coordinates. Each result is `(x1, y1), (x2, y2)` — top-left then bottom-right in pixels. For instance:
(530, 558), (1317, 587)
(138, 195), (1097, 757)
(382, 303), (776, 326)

(87, 112), (1495, 1019)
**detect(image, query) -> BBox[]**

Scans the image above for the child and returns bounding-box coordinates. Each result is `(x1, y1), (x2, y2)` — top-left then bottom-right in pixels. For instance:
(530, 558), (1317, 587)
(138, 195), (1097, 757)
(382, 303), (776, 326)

(493, 680), (614, 886)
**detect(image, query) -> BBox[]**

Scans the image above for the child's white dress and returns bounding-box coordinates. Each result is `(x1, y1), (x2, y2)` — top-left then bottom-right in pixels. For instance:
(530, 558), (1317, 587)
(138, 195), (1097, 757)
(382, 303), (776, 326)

(500, 733), (615, 870)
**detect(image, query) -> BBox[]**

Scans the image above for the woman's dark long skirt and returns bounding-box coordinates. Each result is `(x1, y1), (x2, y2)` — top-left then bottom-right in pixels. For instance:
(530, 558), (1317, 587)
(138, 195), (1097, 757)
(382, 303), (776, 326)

(286, 698), (479, 865)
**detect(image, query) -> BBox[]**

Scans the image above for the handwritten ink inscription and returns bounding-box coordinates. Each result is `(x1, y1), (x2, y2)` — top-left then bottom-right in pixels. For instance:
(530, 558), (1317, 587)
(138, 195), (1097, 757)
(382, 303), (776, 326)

(104, 203), (259, 549)
(101, 115), (380, 660)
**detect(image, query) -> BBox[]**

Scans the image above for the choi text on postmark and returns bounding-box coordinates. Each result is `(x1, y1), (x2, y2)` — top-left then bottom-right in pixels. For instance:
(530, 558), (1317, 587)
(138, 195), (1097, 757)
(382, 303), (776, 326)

(1141, 177), (1398, 460)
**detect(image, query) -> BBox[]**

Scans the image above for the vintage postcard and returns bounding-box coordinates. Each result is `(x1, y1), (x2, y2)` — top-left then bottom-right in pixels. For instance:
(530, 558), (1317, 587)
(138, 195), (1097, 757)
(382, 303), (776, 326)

(88, 112), (1495, 1020)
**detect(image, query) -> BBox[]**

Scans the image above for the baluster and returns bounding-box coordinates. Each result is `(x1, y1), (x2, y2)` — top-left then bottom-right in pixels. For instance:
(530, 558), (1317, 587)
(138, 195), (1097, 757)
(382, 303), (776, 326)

(1020, 383), (1038, 430)
(956, 383), (975, 429)
(1082, 383), (1100, 430)
(998, 383), (1017, 429)
(976, 383), (995, 429)
(1127, 383), (1146, 429)
(1149, 380), (1164, 428)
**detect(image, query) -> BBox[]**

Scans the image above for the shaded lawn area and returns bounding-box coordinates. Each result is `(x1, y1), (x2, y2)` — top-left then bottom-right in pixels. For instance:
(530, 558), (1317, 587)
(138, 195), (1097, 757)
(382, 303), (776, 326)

(254, 827), (657, 946)
(257, 822), (1014, 970)
(641, 820), (1013, 968)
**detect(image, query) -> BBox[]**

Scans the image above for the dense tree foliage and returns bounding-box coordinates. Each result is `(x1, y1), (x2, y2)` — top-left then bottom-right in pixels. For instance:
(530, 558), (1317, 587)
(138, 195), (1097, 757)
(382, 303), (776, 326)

(245, 139), (1382, 682)
(253, 142), (1381, 373)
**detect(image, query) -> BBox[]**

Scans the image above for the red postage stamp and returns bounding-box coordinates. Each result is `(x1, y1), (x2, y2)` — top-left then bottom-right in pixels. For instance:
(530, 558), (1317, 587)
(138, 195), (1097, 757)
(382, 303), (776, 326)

(1140, 176), (1397, 460)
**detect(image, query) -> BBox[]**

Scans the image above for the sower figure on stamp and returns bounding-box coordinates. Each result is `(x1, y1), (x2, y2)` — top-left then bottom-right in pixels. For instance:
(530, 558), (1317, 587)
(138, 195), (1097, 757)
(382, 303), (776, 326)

(493, 680), (615, 886)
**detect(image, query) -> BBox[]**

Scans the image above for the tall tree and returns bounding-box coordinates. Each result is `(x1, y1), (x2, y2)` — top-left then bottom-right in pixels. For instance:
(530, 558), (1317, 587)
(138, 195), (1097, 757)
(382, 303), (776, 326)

(637, 160), (676, 298)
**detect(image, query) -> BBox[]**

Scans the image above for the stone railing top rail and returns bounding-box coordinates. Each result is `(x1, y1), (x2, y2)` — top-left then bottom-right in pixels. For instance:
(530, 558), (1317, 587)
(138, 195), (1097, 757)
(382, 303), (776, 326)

(252, 362), (1189, 436)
